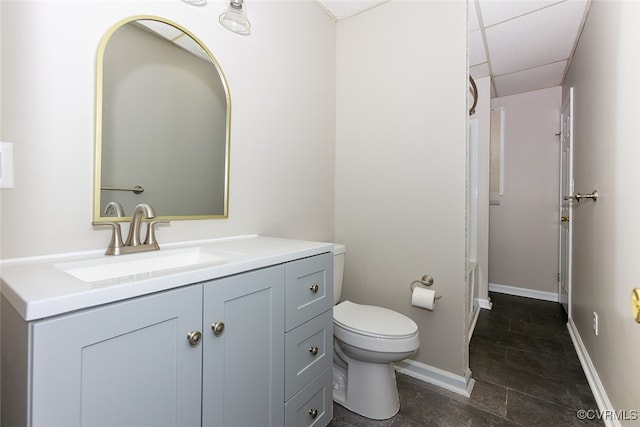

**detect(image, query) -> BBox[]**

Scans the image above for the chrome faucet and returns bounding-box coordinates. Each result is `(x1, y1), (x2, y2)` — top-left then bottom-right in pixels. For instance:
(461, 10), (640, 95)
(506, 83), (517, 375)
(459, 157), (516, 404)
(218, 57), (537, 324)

(125, 203), (156, 247)
(104, 201), (125, 217)
(93, 203), (169, 256)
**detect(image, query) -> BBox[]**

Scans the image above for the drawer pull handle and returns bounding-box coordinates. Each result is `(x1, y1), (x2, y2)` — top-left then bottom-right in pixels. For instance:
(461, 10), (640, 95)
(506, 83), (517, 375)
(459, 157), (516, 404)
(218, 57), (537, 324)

(187, 331), (202, 346)
(212, 322), (225, 336)
(309, 408), (318, 419)
(309, 346), (319, 356)
(309, 284), (319, 294)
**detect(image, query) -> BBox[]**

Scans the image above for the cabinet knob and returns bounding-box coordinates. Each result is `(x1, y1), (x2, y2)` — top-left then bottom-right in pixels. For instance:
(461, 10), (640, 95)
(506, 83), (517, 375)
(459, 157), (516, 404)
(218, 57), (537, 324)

(309, 284), (319, 294)
(187, 331), (202, 346)
(212, 322), (225, 336)
(308, 408), (318, 419)
(309, 346), (319, 356)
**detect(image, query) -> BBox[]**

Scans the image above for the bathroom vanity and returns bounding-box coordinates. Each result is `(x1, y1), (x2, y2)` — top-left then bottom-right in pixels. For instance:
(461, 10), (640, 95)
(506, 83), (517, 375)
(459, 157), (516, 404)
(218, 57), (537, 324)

(1, 236), (334, 427)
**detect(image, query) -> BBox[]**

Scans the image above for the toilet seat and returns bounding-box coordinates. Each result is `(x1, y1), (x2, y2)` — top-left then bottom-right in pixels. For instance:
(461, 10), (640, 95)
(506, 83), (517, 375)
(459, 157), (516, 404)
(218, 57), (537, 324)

(334, 300), (418, 338)
(333, 301), (419, 353)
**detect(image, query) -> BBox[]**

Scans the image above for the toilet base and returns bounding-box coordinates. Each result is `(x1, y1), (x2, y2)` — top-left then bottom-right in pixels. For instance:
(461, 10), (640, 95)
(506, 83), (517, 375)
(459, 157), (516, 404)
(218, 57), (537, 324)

(332, 359), (400, 420)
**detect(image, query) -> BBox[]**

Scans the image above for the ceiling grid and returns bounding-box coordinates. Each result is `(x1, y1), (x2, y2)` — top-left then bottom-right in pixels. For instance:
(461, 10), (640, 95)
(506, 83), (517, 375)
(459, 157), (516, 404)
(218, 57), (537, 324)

(317, 0), (591, 98)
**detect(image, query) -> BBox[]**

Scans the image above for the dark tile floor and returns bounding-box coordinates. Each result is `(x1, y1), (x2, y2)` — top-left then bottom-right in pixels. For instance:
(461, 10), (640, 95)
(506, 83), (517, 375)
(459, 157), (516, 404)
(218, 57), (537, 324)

(328, 292), (601, 426)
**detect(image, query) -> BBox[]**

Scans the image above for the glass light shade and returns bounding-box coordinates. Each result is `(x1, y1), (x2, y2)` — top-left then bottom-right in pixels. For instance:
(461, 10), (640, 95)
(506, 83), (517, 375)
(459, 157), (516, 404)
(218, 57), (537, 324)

(219, 0), (251, 35)
(180, 0), (207, 5)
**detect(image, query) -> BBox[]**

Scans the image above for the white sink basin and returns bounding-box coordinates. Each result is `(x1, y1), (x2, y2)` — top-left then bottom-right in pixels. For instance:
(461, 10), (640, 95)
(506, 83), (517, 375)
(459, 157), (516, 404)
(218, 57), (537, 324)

(56, 247), (229, 282)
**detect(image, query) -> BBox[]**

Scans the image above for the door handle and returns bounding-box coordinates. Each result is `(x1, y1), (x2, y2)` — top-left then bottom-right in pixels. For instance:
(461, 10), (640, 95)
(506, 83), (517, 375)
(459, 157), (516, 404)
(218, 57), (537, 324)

(564, 190), (598, 202)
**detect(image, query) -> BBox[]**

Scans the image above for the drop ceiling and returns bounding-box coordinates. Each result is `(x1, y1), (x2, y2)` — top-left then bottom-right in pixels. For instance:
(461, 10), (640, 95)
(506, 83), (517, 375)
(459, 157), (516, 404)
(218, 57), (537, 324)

(315, 0), (390, 21)
(469, 0), (590, 97)
(316, 0), (591, 98)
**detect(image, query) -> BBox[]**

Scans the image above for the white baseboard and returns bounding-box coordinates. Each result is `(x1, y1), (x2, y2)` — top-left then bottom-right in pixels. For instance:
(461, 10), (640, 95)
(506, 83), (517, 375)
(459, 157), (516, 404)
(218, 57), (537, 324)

(567, 319), (620, 427)
(489, 282), (558, 302)
(476, 297), (492, 310)
(394, 359), (475, 398)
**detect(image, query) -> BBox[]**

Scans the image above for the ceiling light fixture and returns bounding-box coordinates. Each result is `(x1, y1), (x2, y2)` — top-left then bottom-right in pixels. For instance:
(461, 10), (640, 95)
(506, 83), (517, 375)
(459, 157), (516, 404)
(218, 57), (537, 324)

(180, 0), (207, 6)
(219, 0), (251, 36)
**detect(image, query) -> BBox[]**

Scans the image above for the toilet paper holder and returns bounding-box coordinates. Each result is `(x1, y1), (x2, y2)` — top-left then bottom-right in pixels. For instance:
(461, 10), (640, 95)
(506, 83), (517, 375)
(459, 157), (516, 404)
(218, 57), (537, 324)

(410, 274), (434, 291)
(410, 275), (441, 299)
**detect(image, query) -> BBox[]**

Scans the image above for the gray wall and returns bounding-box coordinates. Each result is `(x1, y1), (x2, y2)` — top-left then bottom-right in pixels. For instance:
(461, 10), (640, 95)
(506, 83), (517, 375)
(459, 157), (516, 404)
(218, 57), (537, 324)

(335, 0), (469, 376)
(489, 87), (561, 297)
(563, 0), (640, 418)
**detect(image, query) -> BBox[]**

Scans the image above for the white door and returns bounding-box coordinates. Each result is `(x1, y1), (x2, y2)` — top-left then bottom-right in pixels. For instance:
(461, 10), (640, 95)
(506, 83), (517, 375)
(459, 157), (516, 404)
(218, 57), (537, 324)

(559, 87), (574, 317)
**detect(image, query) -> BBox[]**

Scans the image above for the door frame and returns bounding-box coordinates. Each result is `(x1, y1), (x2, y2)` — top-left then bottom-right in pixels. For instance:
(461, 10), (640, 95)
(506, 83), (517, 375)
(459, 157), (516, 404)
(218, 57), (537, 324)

(559, 87), (574, 317)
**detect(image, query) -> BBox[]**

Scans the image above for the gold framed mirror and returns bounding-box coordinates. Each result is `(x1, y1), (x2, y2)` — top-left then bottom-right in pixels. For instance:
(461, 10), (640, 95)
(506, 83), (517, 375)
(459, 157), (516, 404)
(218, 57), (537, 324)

(94, 15), (231, 222)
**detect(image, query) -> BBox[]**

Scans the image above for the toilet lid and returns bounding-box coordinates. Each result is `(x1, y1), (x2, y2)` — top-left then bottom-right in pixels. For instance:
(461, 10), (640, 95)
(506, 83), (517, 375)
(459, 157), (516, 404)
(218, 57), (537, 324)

(333, 300), (418, 339)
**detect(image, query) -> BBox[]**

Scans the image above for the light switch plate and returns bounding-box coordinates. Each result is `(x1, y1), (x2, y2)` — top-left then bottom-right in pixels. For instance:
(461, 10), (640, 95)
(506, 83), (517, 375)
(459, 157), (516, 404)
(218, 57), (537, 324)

(0, 142), (15, 189)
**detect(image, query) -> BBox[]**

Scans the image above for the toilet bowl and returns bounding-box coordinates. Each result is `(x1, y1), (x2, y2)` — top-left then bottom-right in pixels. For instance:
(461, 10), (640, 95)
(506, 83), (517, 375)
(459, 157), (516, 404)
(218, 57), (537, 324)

(332, 245), (419, 420)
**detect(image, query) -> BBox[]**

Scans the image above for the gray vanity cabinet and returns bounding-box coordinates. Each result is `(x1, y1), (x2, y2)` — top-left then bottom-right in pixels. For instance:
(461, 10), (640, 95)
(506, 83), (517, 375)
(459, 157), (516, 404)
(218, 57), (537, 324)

(26, 284), (203, 427)
(2, 251), (333, 427)
(202, 265), (285, 427)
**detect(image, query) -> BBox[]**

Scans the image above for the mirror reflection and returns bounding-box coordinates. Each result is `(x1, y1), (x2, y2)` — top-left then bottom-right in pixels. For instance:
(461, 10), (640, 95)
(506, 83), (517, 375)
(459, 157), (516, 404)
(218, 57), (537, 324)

(94, 16), (230, 222)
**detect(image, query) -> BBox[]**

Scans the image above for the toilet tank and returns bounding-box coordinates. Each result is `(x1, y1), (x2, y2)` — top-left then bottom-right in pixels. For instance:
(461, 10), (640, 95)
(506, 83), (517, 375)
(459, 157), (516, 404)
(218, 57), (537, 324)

(333, 244), (346, 305)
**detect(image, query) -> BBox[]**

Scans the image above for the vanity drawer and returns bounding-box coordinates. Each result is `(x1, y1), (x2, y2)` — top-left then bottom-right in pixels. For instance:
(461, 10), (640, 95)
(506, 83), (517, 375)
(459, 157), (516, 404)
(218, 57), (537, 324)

(284, 366), (333, 427)
(285, 252), (333, 331)
(285, 310), (333, 400)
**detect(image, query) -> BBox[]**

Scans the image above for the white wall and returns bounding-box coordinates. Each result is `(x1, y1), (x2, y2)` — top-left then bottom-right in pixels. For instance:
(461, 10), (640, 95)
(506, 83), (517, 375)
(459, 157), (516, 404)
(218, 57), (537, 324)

(0, 0), (336, 259)
(335, 1), (468, 376)
(489, 87), (561, 296)
(564, 0), (640, 419)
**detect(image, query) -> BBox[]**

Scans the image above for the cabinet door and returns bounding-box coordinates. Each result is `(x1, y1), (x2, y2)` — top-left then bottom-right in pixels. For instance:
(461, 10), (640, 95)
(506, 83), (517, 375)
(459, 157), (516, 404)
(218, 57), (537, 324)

(202, 265), (285, 427)
(30, 284), (203, 427)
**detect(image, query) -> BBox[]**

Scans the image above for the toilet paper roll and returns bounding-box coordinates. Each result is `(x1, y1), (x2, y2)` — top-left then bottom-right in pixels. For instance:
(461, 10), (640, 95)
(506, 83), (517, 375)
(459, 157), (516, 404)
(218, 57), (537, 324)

(411, 287), (437, 310)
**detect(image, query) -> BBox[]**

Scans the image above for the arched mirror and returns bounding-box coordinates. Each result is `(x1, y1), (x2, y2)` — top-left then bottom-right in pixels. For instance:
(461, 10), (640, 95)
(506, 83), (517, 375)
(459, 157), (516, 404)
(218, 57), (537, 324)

(94, 16), (230, 222)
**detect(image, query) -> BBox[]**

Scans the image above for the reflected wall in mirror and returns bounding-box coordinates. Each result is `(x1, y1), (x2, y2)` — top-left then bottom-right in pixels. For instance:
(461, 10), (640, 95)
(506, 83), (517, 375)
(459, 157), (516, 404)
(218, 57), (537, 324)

(94, 16), (230, 222)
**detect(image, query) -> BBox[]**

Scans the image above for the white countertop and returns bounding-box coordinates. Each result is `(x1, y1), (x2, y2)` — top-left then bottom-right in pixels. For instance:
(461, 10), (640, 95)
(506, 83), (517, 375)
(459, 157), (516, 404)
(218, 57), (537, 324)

(0, 235), (333, 321)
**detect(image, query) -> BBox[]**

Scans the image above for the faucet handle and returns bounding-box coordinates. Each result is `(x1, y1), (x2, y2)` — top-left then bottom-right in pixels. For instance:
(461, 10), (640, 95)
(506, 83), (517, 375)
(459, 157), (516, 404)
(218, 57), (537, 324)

(92, 221), (124, 255)
(144, 220), (170, 247)
(103, 201), (125, 217)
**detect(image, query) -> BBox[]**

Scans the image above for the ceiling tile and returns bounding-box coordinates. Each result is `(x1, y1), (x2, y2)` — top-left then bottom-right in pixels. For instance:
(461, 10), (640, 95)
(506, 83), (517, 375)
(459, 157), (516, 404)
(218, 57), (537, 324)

(469, 29), (486, 66)
(494, 60), (567, 97)
(174, 35), (209, 60)
(470, 62), (490, 79)
(135, 20), (208, 60)
(468, 0), (480, 31)
(486, 0), (587, 75)
(136, 20), (183, 40)
(316, 0), (389, 21)
(479, 0), (563, 27)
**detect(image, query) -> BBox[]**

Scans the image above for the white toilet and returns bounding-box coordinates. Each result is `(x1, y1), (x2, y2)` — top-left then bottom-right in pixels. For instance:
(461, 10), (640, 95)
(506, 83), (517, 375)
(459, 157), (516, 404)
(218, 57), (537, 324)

(332, 244), (419, 420)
